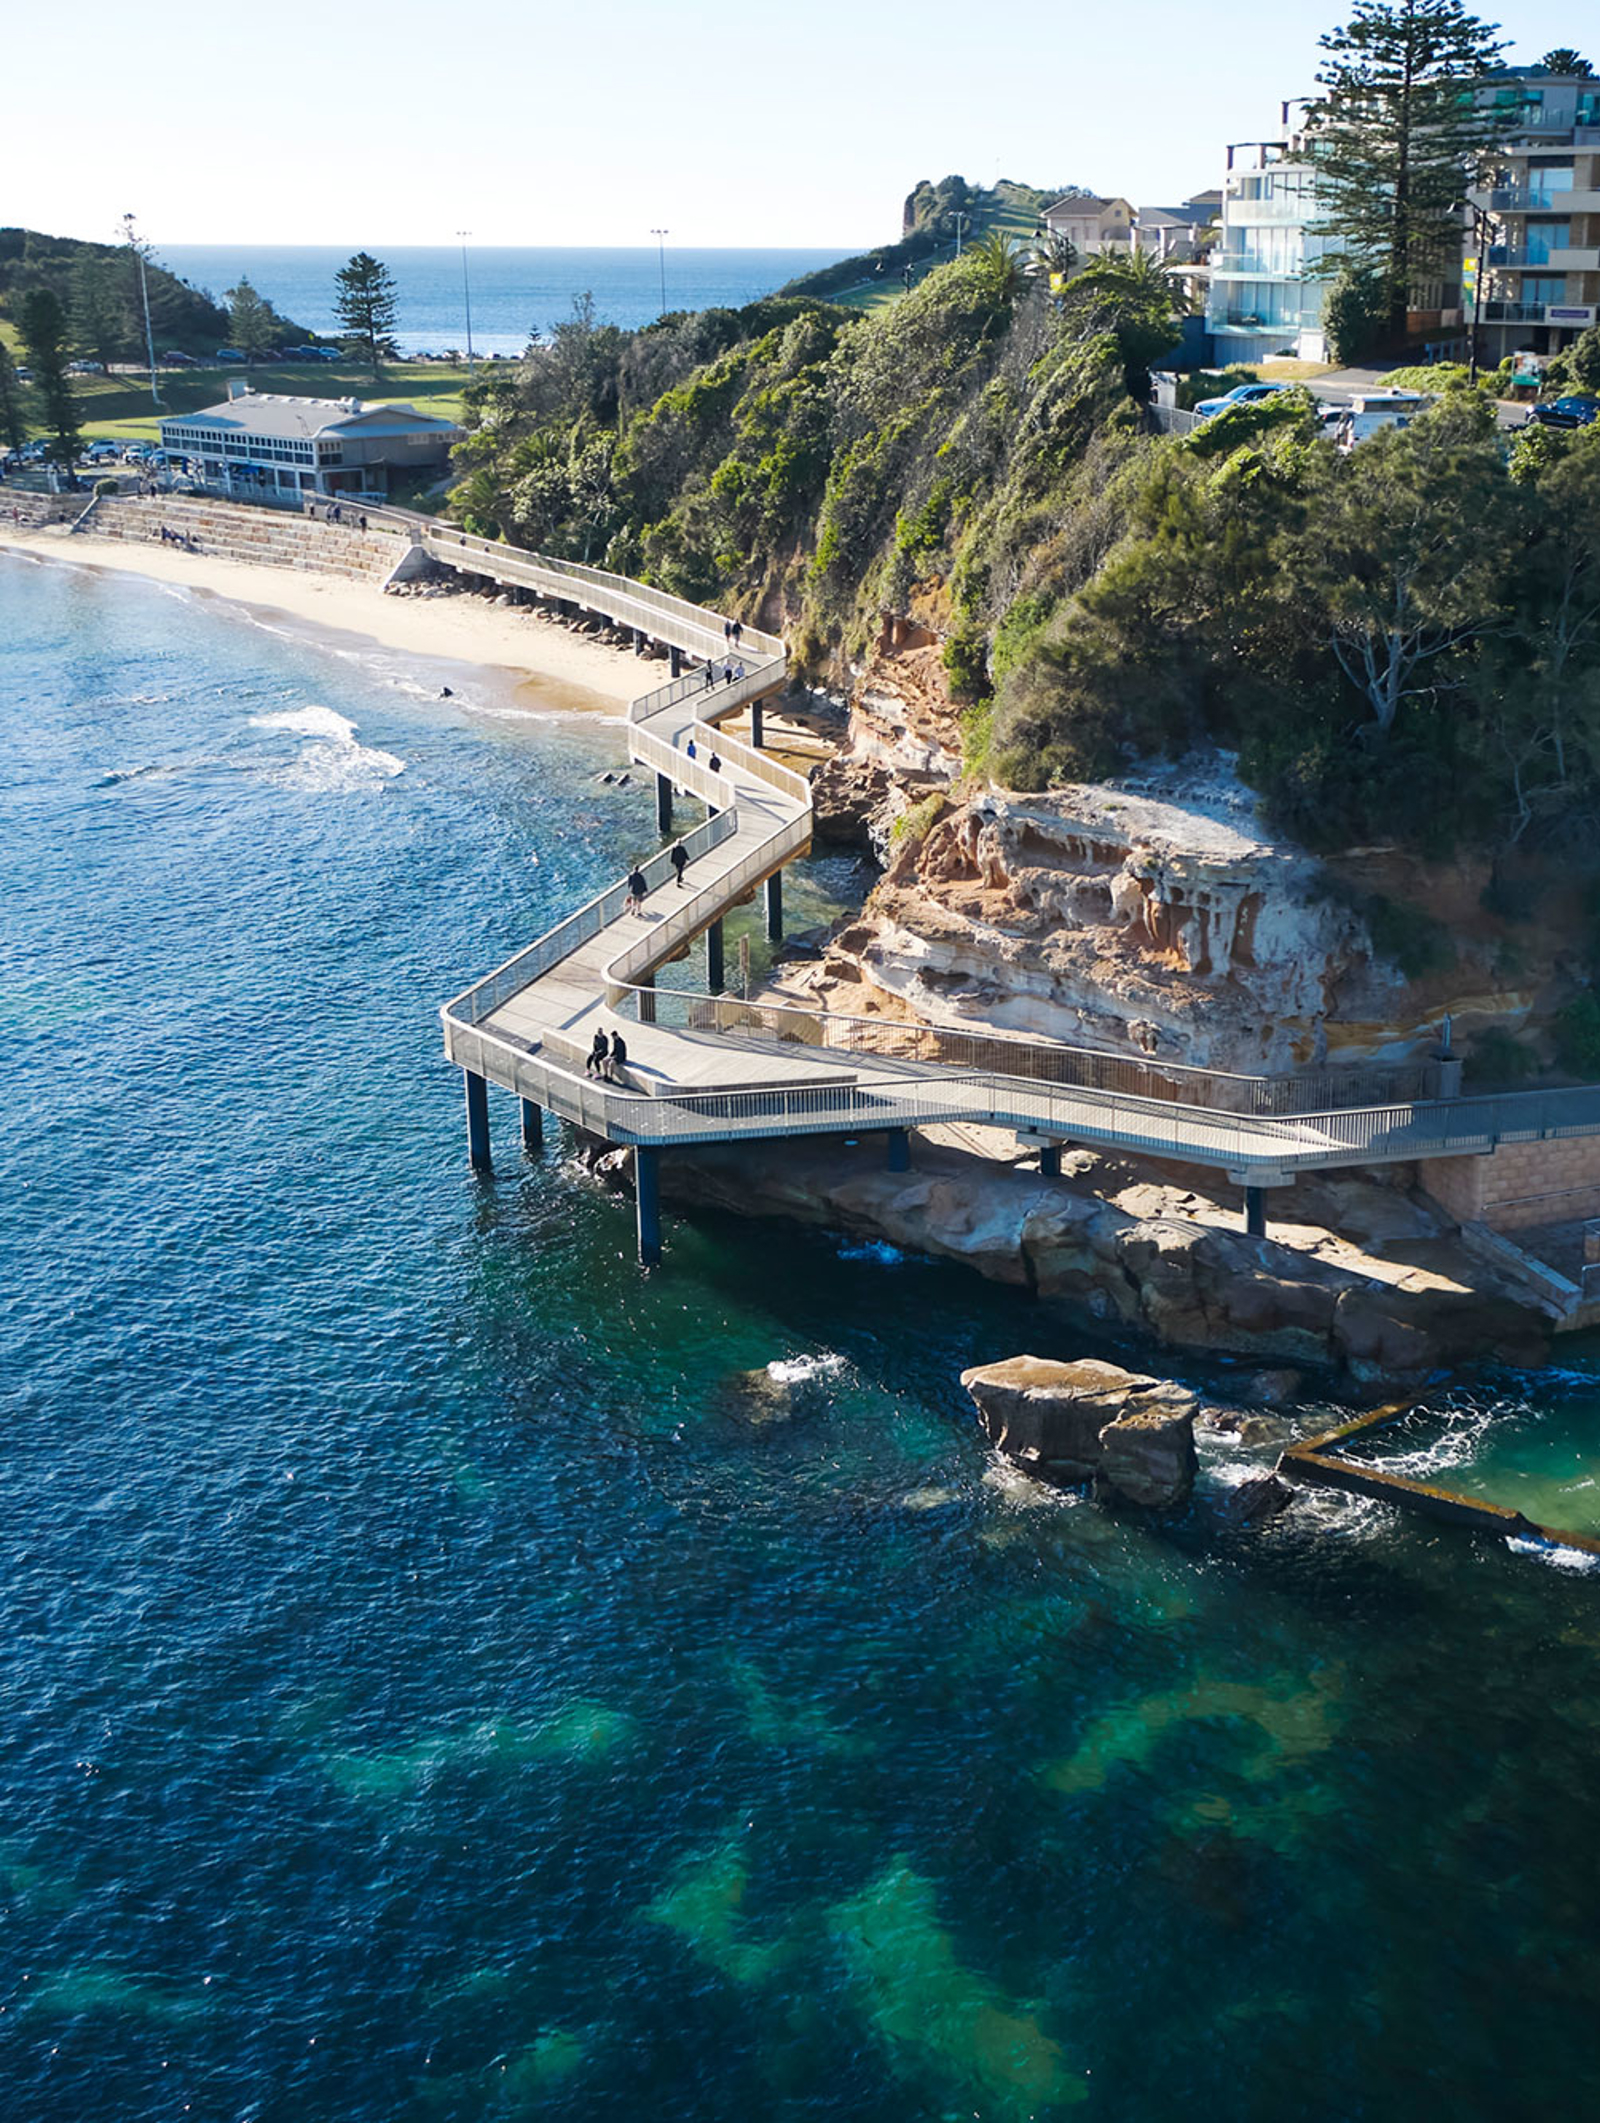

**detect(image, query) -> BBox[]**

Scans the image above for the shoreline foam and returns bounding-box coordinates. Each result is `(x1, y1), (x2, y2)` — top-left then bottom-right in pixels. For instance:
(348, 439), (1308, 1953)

(0, 527), (646, 719)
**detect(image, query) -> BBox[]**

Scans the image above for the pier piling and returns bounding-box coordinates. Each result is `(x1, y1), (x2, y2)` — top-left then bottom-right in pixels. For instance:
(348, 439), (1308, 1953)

(464, 1070), (491, 1172)
(765, 871), (783, 943)
(635, 1147), (662, 1265)
(1245, 1186), (1266, 1238)
(1039, 1143), (1062, 1179)
(669, 645), (683, 678)
(707, 918), (725, 995)
(521, 1098), (544, 1153)
(887, 1127), (910, 1174)
(750, 701), (764, 749)
(656, 773), (673, 833)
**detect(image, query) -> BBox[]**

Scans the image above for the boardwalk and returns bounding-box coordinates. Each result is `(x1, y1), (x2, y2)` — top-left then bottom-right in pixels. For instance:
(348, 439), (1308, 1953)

(435, 535), (1600, 1260)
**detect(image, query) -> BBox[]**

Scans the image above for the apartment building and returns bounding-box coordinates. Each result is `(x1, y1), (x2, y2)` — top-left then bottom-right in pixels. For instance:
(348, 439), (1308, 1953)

(1204, 118), (1338, 366)
(1471, 65), (1600, 360)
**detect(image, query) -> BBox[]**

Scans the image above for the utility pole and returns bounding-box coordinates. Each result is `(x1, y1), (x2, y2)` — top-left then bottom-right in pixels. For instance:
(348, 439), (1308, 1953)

(650, 227), (669, 315)
(456, 231), (474, 370)
(953, 211), (970, 258)
(121, 213), (161, 410)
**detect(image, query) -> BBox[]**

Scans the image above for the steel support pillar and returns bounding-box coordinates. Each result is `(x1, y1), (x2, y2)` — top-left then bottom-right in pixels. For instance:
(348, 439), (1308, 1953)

(1245, 1186), (1266, 1239)
(633, 627), (646, 656)
(638, 977), (657, 1025)
(464, 1069), (491, 1172)
(520, 1098), (544, 1153)
(670, 644), (683, 678)
(635, 1147), (661, 1266)
(1039, 1143), (1062, 1179)
(707, 918), (725, 994)
(656, 772), (672, 833)
(886, 1127), (910, 1173)
(750, 700), (764, 749)
(765, 869), (783, 943)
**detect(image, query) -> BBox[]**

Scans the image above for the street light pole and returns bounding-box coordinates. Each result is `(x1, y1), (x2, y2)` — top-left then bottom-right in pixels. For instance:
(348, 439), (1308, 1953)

(650, 228), (669, 315)
(121, 213), (161, 410)
(953, 212), (970, 258)
(456, 231), (474, 370)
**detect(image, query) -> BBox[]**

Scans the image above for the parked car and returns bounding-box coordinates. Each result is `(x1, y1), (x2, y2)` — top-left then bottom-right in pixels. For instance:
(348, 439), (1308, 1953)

(1340, 390), (1429, 446)
(1531, 394), (1600, 429)
(215, 347), (247, 363)
(83, 442), (120, 462)
(1193, 381), (1293, 418)
(159, 350), (200, 368)
(121, 444), (151, 462)
(67, 360), (106, 375)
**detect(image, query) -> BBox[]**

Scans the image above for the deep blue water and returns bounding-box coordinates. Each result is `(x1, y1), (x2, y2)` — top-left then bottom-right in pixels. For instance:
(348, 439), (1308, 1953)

(4, 551), (1600, 2120)
(155, 246), (852, 358)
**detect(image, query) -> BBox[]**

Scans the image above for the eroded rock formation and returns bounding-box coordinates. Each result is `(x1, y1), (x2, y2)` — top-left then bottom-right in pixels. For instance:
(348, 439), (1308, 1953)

(960, 1355), (1198, 1507)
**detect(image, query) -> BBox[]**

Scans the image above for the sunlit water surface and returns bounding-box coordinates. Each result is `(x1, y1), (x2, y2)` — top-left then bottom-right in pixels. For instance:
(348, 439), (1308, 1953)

(2, 553), (1599, 2121)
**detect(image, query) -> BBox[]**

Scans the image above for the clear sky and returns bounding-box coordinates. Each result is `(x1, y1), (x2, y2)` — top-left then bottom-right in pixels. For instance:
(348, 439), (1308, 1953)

(4, 0), (1584, 249)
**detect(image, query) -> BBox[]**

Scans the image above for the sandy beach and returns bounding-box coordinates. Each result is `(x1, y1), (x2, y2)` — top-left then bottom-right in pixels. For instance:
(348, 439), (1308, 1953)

(0, 525), (648, 716)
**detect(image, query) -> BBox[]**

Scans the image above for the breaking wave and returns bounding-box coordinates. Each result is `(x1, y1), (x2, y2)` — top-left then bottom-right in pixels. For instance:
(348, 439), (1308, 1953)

(250, 705), (405, 792)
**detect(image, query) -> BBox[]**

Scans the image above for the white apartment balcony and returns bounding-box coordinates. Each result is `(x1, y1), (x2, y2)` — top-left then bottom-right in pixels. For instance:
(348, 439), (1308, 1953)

(1210, 258), (1306, 279)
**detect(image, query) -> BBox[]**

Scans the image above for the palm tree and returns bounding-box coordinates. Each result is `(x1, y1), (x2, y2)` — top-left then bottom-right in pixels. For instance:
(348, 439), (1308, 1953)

(1068, 245), (1196, 319)
(967, 229), (1027, 308)
(1030, 228), (1079, 286)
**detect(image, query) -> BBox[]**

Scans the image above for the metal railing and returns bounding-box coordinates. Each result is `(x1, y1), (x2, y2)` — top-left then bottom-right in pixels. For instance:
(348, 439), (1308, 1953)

(418, 523), (783, 661)
(599, 981), (1434, 1117)
(445, 809), (738, 1025)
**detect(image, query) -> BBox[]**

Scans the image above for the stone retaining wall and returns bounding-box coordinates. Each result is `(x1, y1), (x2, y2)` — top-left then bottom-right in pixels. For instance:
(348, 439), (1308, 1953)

(1421, 1136), (1600, 1231)
(2, 490), (92, 529)
(86, 496), (401, 582)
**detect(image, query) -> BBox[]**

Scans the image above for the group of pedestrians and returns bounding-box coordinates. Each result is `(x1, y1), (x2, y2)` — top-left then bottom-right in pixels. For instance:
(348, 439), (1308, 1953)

(586, 1027), (629, 1082)
(703, 657), (747, 689)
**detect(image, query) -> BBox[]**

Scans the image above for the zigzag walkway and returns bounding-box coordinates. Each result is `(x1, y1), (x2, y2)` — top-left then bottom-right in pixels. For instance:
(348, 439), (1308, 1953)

(429, 535), (1600, 1260)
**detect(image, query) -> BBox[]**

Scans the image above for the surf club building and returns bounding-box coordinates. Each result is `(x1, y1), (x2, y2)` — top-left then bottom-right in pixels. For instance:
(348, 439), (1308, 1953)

(159, 387), (461, 501)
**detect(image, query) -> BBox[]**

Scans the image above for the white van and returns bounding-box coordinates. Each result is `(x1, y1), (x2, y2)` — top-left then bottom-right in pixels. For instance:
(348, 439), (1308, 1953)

(1340, 391), (1430, 447)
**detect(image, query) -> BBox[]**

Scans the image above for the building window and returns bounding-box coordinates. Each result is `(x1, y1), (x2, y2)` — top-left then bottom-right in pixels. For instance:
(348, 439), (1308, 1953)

(1524, 276), (1568, 305)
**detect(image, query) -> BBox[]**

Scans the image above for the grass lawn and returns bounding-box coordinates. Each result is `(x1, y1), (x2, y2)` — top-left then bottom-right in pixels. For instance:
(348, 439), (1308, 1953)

(10, 359), (474, 444)
(829, 182), (1051, 313)
(1259, 358), (1335, 381)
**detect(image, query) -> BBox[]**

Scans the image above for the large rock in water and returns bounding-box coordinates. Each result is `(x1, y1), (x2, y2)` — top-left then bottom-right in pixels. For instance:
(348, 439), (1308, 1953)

(960, 1356), (1197, 1507)
(1098, 1400), (1200, 1509)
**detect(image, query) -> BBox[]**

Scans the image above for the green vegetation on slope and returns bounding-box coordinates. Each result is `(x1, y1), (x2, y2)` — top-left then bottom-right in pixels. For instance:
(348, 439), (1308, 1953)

(0, 227), (307, 362)
(779, 177), (1067, 313)
(444, 253), (1600, 866)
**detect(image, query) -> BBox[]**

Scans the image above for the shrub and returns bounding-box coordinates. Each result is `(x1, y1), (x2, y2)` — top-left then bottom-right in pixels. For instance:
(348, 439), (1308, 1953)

(1365, 894), (1457, 980)
(890, 792), (945, 846)
(1465, 1027), (1537, 1089)
(1555, 992), (1600, 1077)
(1322, 269), (1388, 365)
(93, 476), (118, 497)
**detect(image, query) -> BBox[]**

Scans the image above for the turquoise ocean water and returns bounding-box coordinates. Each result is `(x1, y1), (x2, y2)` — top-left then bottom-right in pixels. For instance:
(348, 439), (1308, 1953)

(155, 246), (855, 359)
(3, 550), (1600, 2118)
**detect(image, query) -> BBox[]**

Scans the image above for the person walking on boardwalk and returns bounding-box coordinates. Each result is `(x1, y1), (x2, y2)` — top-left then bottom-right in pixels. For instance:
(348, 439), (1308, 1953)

(607, 1030), (628, 1084)
(731, 619), (743, 648)
(685, 738), (697, 763)
(587, 1027), (610, 1078)
(626, 866), (648, 915)
(671, 842), (688, 888)
(707, 752), (721, 776)
(704, 661), (717, 691)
